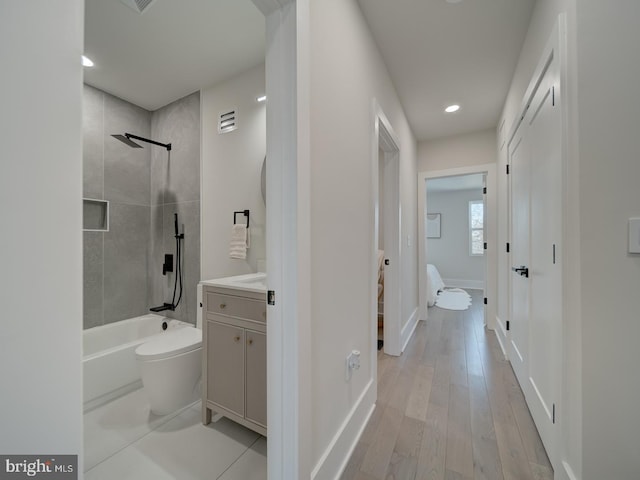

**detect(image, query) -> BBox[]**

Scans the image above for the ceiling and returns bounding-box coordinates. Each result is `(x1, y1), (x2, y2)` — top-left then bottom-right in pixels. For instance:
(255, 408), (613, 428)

(357, 0), (535, 141)
(84, 0), (265, 111)
(84, 0), (534, 138)
(427, 174), (484, 193)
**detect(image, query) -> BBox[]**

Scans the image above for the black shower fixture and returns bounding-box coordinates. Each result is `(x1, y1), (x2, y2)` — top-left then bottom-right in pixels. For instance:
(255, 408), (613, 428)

(150, 213), (184, 314)
(112, 132), (172, 151)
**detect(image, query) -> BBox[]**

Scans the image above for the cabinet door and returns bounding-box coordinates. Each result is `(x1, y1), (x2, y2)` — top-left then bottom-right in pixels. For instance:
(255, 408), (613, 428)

(207, 321), (245, 417)
(245, 330), (267, 428)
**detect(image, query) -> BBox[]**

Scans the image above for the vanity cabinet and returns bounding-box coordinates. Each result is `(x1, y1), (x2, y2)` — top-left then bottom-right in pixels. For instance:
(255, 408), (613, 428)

(202, 284), (267, 436)
(244, 330), (266, 427)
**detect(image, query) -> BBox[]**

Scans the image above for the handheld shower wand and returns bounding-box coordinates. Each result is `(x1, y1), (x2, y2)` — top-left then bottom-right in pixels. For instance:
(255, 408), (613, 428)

(150, 213), (184, 313)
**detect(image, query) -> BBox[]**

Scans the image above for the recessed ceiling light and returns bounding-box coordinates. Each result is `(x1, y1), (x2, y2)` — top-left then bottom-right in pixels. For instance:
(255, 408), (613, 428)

(445, 104), (460, 113)
(256, 95), (267, 103)
(82, 55), (94, 67)
(446, 0), (463, 4)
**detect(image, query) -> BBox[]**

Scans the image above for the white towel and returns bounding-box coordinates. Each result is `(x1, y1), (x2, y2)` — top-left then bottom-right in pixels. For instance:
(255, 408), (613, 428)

(229, 224), (248, 259)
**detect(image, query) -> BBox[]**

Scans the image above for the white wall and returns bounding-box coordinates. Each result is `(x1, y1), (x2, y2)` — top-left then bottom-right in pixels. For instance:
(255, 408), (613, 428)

(426, 188), (485, 287)
(498, 2), (581, 478)
(201, 64), (266, 281)
(418, 128), (497, 172)
(305, 0), (418, 476)
(576, 2), (640, 479)
(0, 0), (83, 459)
(378, 148), (385, 250)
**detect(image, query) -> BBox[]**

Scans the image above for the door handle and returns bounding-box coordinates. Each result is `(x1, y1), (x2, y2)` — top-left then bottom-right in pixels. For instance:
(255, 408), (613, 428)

(511, 266), (529, 278)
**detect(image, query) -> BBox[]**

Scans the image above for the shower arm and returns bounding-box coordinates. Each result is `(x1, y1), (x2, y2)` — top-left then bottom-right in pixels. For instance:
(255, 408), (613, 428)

(126, 133), (172, 151)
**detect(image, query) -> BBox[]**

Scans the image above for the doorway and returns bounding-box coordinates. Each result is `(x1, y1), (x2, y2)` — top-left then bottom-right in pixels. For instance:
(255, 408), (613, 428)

(373, 106), (401, 358)
(418, 163), (497, 329)
(425, 174), (487, 320)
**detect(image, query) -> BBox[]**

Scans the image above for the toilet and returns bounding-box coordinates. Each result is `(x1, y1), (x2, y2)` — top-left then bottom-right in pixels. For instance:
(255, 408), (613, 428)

(135, 325), (202, 415)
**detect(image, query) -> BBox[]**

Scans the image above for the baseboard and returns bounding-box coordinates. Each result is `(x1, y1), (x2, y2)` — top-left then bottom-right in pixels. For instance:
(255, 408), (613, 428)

(401, 308), (419, 353)
(311, 379), (376, 480)
(443, 278), (484, 290)
(494, 316), (507, 359)
(561, 460), (580, 480)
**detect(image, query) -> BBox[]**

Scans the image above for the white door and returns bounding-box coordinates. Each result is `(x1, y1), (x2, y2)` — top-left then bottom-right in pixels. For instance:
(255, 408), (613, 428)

(508, 128), (530, 386)
(508, 42), (562, 470)
(526, 54), (562, 468)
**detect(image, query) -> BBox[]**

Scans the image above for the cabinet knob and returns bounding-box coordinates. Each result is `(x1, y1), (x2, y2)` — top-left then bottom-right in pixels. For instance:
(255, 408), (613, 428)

(248, 338), (253, 346)
(234, 336), (240, 343)
(220, 303), (226, 309)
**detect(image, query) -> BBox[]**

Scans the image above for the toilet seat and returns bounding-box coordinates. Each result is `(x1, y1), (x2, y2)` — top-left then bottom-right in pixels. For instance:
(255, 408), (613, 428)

(135, 326), (202, 361)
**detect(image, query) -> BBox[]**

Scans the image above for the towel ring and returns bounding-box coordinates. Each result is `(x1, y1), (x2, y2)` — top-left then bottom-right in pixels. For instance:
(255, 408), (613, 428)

(233, 210), (250, 228)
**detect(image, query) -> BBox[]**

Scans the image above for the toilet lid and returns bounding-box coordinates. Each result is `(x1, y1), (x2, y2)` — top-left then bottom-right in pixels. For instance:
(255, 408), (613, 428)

(135, 326), (202, 361)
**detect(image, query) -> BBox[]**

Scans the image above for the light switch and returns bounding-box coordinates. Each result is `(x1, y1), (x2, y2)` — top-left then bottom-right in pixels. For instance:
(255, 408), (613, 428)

(629, 218), (640, 253)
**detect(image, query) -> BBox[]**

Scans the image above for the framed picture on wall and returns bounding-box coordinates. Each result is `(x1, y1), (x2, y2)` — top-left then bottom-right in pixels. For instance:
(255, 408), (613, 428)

(426, 213), (441, 238)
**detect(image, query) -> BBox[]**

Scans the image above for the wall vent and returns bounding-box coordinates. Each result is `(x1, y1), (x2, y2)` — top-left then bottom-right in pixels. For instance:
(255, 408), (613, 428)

(120, 0), (157, 14)
(218, 109), (238, 134)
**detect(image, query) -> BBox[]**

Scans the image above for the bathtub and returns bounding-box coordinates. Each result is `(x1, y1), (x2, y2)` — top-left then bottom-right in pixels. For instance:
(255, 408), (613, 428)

(83, 314), (192, 412)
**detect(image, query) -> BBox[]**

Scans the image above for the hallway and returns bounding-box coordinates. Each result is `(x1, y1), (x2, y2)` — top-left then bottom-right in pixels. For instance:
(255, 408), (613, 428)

(341, 290), (553, 480)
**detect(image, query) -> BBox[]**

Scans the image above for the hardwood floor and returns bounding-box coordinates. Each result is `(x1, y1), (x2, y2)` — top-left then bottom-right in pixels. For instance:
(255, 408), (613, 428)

(341, 290), (553, 480)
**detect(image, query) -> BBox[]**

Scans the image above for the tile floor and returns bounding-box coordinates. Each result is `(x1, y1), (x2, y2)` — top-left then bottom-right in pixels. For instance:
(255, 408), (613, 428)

(84, 388), (267, 479)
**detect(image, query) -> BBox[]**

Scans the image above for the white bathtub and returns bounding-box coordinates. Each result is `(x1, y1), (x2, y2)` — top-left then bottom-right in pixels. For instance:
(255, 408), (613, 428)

(83, 314), (191, 412)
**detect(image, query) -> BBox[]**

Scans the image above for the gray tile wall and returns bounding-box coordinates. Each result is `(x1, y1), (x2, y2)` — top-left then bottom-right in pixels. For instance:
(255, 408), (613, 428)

(103, 95), (151, 206)
(149, 92), (201, 326)
(103, 203), (150, 324)
(82, 85), (152, 329)
(82, 86), (200, 329)
(83, 231), (103, 329)
(83, 86), (104, 200)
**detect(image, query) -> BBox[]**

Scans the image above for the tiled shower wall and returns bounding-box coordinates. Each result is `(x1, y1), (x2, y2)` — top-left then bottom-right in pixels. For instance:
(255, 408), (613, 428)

(82, 85), (200, 329)
(149, 92), (201, 326)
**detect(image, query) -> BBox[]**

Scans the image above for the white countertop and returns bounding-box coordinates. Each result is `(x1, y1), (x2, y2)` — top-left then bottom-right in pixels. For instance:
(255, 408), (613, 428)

(200, 272), (267, 294)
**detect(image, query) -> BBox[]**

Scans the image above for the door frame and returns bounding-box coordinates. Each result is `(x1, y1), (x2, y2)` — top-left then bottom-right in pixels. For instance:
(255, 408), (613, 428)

(418, 163), (497, 329)
(254, 1), (311, 478)
(371, 100), (402, 359)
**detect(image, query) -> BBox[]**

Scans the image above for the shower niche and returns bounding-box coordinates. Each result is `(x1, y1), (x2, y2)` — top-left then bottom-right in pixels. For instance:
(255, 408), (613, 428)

(83, 198), (109, 232)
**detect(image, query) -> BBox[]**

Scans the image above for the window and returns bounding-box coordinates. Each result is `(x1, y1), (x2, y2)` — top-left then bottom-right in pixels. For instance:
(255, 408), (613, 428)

(469, 200), (484, 256)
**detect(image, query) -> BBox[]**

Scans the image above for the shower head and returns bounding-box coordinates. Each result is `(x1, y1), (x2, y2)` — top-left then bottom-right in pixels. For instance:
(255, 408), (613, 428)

(112, 134), (143, 148)
(111, 132), (172, 151)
